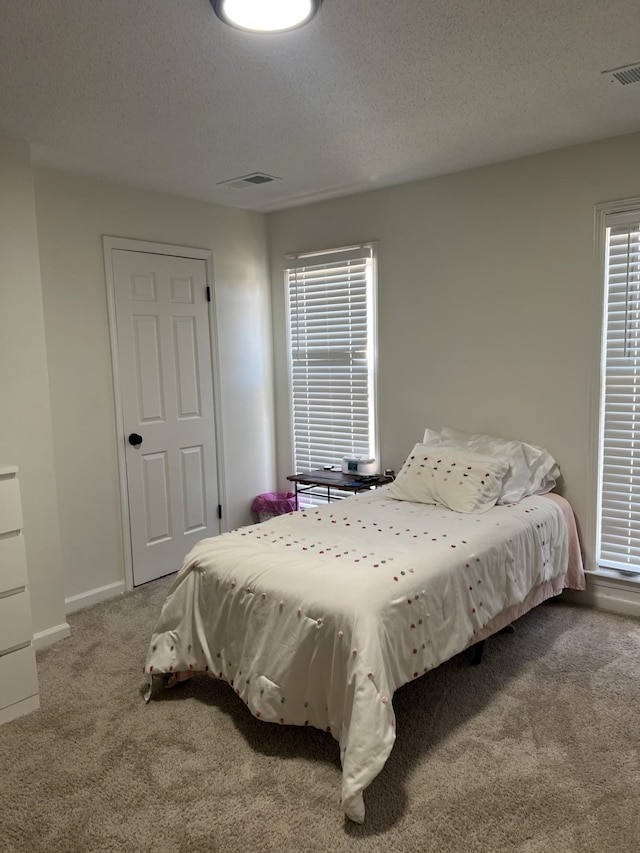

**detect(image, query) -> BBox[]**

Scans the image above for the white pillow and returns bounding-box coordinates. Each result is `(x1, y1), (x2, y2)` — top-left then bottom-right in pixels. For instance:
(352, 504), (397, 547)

(387, 444), (510, 513)
(422, 427), (442, 445)
(440, 426), (560, 503)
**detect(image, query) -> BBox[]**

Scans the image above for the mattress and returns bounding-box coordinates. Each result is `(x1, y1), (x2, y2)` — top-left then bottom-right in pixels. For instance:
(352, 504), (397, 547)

(144, 487), (584, 823)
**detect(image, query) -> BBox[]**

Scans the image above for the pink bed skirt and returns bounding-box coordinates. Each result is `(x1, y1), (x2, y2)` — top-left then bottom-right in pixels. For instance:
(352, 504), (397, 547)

(466, 492), (586, 647)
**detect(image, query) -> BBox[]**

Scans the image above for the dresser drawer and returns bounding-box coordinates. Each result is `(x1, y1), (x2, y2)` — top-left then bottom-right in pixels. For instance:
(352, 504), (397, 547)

(0, 590), (33, 653)
(0, 533), (28, 593)
(0, 645), (38, 712)
(0, 475), (22, 535)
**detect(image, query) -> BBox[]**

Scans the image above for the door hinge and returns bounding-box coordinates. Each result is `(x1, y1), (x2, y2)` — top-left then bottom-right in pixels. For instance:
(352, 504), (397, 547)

(206, 286), (211, 302)
(217, 504), (222, 519)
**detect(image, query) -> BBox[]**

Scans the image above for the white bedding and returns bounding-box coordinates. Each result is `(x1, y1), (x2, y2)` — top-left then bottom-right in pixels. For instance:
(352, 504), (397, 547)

(144, 487), (571, 822)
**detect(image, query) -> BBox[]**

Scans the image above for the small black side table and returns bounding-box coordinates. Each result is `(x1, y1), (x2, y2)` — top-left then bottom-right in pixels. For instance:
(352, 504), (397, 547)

(286, 469), (393, 509)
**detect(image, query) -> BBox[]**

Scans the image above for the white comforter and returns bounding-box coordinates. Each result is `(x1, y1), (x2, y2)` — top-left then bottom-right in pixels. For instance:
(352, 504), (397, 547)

(144, 488), (569, 822)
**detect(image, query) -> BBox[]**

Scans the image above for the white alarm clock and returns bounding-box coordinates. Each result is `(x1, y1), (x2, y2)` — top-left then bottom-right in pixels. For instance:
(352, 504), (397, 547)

(341, 456), (377, 476)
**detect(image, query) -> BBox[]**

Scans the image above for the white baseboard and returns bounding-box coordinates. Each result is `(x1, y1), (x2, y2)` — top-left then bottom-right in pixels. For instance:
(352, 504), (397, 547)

(65, 580), (126, 614)
(31, 579), (128, 649)
(0, 693), (40, 725)
(32, 622), (72, 650)
(562, 573), (640, 618)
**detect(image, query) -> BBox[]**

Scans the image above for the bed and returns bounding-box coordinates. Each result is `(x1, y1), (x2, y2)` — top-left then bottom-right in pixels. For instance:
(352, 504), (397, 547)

(143, 431), (586, 823)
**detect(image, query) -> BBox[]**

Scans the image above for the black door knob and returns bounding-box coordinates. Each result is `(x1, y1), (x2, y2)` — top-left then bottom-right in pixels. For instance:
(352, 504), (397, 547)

(128, 433), (143, 447)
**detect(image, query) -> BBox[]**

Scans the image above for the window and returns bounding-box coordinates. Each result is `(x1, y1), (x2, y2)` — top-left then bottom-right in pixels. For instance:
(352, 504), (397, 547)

(598, 207), (640, 574)
(285, 244), (377, 496)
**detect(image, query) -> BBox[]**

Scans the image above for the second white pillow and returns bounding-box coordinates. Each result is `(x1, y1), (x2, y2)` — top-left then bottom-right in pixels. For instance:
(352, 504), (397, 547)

(388, 443), (510, 513)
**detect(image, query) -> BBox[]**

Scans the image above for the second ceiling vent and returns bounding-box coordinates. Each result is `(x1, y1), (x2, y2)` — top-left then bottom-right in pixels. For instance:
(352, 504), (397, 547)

(602, 62), (640, 85)
(218, 172), (281, 189)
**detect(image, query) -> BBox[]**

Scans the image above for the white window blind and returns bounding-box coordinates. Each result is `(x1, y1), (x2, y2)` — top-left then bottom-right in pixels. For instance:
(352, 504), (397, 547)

(599, 216), (640, 572)
(285, 245), (377, 478)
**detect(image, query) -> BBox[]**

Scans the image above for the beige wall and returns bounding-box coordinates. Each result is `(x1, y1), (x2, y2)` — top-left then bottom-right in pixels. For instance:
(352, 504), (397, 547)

(34, 169), (274, 602)
(268, 131), (640, 572)
(0, 137), (67, 636)
(7, 127), (640, 627)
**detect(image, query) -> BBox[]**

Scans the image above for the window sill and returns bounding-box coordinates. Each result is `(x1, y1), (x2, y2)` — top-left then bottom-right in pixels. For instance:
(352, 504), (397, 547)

(588, 567), (640, 586)
(563, 568), (640, 618)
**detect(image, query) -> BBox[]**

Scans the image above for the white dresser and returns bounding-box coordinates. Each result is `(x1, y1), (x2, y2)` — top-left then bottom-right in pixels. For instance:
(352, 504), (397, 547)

(0, 465), (39, 724)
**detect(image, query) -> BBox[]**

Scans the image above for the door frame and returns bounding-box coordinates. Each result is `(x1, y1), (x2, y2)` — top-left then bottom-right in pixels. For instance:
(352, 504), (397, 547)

(103, 236), (227, 592)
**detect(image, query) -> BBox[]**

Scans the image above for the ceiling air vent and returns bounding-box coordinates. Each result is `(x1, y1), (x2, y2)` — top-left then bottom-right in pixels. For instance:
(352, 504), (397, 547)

(217, 172), (281, 190)
(602, 62), (640, 85)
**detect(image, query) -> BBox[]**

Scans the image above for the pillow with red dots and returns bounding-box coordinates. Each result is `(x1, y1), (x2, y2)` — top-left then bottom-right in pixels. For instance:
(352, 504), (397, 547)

(387, 443), (510, 513)
(438, 426), (560, 503)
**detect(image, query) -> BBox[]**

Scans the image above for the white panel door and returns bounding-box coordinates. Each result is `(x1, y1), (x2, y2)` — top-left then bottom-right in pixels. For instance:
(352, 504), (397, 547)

(112, 249), (220, 585)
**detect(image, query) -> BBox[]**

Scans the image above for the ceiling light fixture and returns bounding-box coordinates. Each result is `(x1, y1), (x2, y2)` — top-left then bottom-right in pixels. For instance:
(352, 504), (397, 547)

(211, 0), (322, 33)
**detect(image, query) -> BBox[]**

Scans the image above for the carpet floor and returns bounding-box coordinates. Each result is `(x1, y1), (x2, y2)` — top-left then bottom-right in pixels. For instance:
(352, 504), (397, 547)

(1, 577), (639, 853)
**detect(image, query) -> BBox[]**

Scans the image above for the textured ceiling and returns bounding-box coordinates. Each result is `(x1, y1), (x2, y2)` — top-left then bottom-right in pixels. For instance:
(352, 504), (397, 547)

(1, 0), (640, 212)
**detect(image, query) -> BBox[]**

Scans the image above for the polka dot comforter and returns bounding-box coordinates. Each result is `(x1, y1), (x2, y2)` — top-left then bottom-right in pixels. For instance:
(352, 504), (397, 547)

(144, 487), (570, 823)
